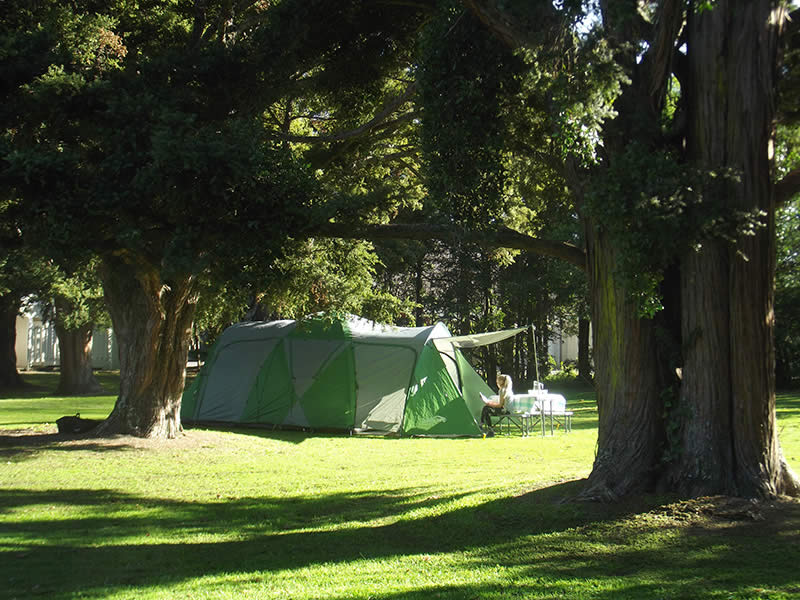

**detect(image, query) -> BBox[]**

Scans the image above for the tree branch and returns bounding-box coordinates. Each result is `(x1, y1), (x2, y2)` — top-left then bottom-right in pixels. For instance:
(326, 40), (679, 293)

(314, 222), (587, 271)
(301, 112), (419, 170)
(190, 0), (207, 50)
(643, 0), (685, 114)
(775, 167), (800, 207)
(461, 0), (562, 49)
(786, 8), (800, 38)
(388, 156), (422, 178)
(275, 85), (417, 144)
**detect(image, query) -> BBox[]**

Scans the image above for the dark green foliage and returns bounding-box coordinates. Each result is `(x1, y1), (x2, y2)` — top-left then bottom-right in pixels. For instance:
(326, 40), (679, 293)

(778, 7), (800, 126)
(417, 4), (524, 227)
(0, 0), (428, 288)
(585, 141), (769, 316)
(776, 197), (800, 387)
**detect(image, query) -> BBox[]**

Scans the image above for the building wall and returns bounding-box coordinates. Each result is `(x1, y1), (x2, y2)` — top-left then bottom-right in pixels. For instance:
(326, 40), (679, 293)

(549, 334), (580, 365)
(22, 316), (118, 370)
(27, 317), (59, 368)
(90, 328), (120, 370)
(15, 316), (28, 369)
(547, 322), (591, 367)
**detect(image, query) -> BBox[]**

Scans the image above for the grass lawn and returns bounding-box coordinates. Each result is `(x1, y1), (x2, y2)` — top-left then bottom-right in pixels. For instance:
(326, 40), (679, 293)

(1, 373), (799, 600)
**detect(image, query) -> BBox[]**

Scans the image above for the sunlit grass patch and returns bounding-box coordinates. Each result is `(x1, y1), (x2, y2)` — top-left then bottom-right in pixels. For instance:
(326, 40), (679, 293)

(1, 373), (798, 599)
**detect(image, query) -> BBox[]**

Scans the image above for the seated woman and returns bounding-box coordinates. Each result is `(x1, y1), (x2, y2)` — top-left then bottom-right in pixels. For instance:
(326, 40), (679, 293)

(481, 373), (513, 436)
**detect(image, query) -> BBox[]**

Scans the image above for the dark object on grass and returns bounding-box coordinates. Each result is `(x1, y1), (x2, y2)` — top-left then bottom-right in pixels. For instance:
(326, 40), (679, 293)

(56, 414), (100, 435)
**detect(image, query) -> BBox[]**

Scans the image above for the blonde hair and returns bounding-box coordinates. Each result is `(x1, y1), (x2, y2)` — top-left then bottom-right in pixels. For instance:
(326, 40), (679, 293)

(497, 374), (512, 389)
(496, 373), (513, 407)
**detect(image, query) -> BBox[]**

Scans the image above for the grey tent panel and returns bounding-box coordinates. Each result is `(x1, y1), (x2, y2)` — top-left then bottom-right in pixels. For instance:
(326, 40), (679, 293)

(354, 343), (417, 432)
(199, 338), (279, 421)
(290, 339), (348, 398)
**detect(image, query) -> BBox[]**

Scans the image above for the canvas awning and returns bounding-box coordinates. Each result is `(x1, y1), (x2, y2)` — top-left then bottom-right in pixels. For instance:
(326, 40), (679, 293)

(433, 326), (529, 350)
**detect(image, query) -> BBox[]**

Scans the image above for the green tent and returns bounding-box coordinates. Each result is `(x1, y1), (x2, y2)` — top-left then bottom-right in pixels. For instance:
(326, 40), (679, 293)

(181, 315), (525, 436)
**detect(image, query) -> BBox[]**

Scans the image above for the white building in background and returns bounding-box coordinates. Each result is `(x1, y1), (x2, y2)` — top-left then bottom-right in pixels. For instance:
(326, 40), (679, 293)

(89, 327), (119, 370)
(14, 311), (119, 371)
(14, 315), (28, 370)
(548, 330), (578, 366)
(547, 322), (590, 368)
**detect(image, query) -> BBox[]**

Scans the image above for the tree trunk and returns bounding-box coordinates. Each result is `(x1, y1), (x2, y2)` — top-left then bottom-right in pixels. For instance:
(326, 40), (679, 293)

(485, 344), (497, 384)
(414, 257), (424, 326)
(460, 0), (799, 499)
(674, 0), (799, 496)
(581, 229), (666, 501)
(672, 243), (737, 493)
(577, 317), (591, 382)
(0, 294), (24, 389)
(96, 254), (197, 438)
(54, 302), (104, 395)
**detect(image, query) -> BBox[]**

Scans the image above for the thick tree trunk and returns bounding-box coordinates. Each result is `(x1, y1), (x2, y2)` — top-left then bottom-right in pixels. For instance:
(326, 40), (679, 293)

(668, 241), (734, 496)
(0, 294), (24, 389)
(672, 243), (737, 493)
(485, 344), (498, 384)
(581, 230), (666, 501)
(96, 254), (197, 438)
(674, 0), (799, 497)
(54, 308), (104, 395)
(462, 0), (799, 499)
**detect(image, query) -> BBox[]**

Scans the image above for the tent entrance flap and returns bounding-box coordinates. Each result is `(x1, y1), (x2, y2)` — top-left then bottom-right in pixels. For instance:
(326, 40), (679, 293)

(355, 343), (417, 433)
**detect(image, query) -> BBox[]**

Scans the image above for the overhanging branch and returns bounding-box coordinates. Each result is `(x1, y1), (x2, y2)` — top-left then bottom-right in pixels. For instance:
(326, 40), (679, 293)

(314, 222), (587, 271)
(462, 0), (554, 49)
(275, 84), (417, 144)
(776, 167), (800, 207)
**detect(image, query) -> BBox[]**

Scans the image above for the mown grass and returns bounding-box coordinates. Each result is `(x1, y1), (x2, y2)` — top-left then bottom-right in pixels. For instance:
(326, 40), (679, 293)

(1, 372), (799, 600)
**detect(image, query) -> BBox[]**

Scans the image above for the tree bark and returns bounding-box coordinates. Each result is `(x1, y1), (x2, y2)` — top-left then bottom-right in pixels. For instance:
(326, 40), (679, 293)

(0, 294), (24, 389)
(577, 317), (591, 382)
(580, 229), (666, 501)
(674, 0), (799, 496)
(95, 253), (197, 438)
(672, 242), (737, 494)
(53, 301), (104, 395)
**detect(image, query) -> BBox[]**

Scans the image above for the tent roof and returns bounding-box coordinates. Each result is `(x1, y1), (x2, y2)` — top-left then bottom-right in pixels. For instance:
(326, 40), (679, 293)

(214, 314), (452, 352)
(217, 316), (526, 351)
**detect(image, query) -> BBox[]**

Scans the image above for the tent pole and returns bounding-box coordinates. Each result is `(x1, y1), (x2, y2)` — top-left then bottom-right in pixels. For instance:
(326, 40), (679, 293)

(531, 325), (540, 385)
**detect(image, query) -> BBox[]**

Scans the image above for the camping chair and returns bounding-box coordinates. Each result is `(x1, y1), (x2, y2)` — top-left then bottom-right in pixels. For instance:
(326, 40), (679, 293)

(488, 396), (532, 436)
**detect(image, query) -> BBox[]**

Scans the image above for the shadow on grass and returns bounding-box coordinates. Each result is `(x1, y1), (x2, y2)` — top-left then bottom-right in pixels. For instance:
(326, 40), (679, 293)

(183, 423), (337, 444)
(776, 392), (800, 418)
(0, 371), (120, 400)
(0, 381), (53, 400)
(0, 481), (614, 597)
(3, 482), (799, 600)
(0, 431), (141, 460)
